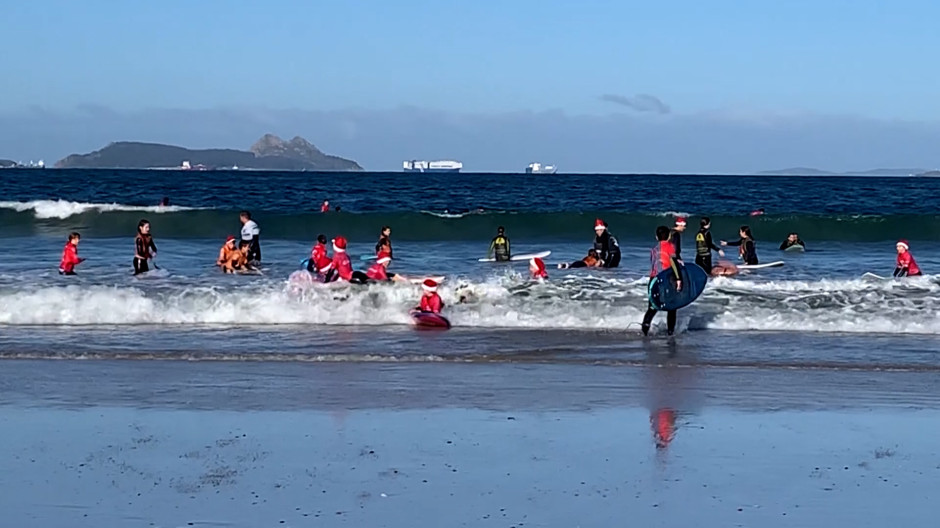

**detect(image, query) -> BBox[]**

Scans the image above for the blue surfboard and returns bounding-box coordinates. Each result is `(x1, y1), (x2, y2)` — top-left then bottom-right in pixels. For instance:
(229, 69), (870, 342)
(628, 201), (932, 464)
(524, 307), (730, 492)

(648, 263), (708, 311)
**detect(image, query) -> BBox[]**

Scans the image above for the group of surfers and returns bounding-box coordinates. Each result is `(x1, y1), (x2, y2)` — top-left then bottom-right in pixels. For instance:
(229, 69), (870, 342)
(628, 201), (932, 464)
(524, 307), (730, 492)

(57, 213), (924, 324)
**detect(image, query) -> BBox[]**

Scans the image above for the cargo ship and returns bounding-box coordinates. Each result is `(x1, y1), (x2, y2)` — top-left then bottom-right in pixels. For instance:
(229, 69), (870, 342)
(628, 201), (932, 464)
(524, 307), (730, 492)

(403, 160), (463, 173)
(526, 162), (557, 174)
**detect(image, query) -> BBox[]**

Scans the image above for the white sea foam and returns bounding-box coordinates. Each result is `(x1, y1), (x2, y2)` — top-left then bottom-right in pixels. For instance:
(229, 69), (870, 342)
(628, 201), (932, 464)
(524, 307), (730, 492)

(0, 200), (202, 219)
(0, 275), (937, 333)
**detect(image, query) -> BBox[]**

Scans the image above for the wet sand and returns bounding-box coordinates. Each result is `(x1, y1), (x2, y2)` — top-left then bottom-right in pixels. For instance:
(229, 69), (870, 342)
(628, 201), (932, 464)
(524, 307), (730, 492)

(1, 361), (938, 527)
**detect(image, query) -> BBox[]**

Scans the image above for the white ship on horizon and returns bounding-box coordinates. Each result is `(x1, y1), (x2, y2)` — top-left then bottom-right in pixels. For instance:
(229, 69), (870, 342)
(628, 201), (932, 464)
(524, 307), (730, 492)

(526, 162), (557, 174)
(403, 160), (463, 173)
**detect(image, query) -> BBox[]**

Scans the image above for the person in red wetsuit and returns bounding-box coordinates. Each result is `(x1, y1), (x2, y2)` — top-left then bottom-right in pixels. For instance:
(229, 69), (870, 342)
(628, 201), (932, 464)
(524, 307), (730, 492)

(367, 251), (406, 282)
(307, 234), (333, 276)
(320, 200), (330, 213)
(418, 279), (444, 314)
(894, 239), (922, 277)
(641, 225), (682, 336)
(529, 257), (548, 280)
(59, 232), (85, 275)
(329, 236), (369, 284)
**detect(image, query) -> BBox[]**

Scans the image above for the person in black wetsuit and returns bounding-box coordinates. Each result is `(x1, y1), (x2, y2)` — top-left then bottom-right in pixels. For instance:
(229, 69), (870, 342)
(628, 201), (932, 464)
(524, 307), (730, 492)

(488, 226), (511, 262)
(593, 219), (621, 268)
(694, 217), (724, 274)
(779, 233), (805, 250)
(558, 249), (602, 269)
(133, 219), (157, 275)
(721, 225), (758, 265)
(668, 217), (687, 261)
(375, 226), (393, 257)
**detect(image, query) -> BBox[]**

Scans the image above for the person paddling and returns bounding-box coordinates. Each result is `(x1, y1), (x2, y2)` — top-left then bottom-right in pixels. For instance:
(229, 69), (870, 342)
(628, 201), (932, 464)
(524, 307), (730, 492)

(133, 219), (157, 275)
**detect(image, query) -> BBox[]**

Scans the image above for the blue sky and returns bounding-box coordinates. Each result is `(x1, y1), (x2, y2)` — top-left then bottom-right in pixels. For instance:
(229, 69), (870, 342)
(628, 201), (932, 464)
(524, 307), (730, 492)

(2, 0), (939, 171)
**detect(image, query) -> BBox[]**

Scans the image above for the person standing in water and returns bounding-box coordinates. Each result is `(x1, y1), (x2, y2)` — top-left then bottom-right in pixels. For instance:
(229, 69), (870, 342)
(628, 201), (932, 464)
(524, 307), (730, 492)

(721, 226), (758, 265)
(59, 232), (85, 275)
(376, 226), (393, 257)
(894, 240), (922, 277)
(133, 219), (157, 275)
(642, 226), (681, 336)
(593, 219), (621, 268)
(488, 226), (511, 262)
(669, 217), (687, 261)
(239, 211), (261, 264)
(694, 217), (724, 275)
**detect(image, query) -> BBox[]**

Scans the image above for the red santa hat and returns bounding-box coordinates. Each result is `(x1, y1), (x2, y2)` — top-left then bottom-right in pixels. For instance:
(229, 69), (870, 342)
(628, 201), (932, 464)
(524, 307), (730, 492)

(594, 218), (606, 230)
(897, 239), (909, 250)
(225, 235), (236, 242)
(376, 251), (392, 264)
(675, 217), (687, 227)
(332, 236), (347, 252)
(422, 279), (438, 292)
(529, 257), (546, 274)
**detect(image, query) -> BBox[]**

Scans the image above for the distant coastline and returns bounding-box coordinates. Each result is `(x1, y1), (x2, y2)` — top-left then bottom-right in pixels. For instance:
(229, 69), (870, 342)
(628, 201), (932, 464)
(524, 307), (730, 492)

(51, 134), (362, 171)
(758, 167), (931, 176)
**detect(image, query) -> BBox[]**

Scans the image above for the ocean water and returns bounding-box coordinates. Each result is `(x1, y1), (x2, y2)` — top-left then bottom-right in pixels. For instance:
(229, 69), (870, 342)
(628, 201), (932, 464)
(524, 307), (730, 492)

(2, 169), (940, 368)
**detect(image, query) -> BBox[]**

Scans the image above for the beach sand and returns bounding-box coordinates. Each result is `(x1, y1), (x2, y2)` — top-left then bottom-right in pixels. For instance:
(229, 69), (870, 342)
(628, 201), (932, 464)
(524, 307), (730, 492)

(1, 360), (938, 527)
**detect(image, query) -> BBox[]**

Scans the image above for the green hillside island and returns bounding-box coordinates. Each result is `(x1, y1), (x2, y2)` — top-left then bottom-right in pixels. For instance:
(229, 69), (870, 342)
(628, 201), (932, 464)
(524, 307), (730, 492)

(54, 134), (363, 171)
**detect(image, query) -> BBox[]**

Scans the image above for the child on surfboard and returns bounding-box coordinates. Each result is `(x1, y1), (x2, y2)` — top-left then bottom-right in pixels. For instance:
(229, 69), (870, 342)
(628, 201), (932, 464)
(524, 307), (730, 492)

(642, 226), (682, 337)
(416, 279), (444, 314)
(894, 240), (922, 277)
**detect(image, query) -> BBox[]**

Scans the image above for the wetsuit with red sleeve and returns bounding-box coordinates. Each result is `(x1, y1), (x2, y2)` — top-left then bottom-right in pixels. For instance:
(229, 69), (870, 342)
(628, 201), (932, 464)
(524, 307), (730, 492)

(420, 292), (444, 314)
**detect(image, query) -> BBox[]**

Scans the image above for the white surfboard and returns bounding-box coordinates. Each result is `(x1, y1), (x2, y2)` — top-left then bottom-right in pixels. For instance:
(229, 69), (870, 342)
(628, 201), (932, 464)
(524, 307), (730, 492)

(478, 250), (551, 263)
(737, 261), (784, 270)
(862, 272), (888, 280)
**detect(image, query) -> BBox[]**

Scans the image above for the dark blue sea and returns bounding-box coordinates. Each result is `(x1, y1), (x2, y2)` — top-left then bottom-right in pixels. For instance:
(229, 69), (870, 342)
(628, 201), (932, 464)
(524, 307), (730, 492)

(2, 169), (939, 369)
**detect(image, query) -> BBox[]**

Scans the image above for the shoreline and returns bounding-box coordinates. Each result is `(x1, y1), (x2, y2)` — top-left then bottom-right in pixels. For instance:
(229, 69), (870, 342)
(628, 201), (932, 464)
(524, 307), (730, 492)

(2, 361), (938, 527)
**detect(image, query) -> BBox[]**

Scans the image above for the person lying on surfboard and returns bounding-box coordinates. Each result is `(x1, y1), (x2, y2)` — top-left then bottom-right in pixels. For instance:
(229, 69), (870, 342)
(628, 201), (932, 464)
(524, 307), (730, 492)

(416, 279), (444, 314)
(529, 257), (548, 280)
(642, 226), (682, 336)
(558, 249), (603, 269)
(894, 240), (922, 277)
(365, 251), (402, 282)
(720, 226), (759, 265)
(710, 260), (738, 276)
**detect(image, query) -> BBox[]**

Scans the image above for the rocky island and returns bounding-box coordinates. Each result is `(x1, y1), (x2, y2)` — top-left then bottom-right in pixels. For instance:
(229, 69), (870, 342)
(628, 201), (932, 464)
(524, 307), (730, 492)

(54, 134), (362, 171)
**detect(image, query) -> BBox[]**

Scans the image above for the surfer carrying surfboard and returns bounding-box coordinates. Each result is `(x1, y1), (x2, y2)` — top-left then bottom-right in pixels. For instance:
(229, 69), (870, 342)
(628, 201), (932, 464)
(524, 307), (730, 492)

(720, 226), (759, 265)
(488, 227), (511, 262)
(642, 226), (682, 336)
(593, 219), (621, 268)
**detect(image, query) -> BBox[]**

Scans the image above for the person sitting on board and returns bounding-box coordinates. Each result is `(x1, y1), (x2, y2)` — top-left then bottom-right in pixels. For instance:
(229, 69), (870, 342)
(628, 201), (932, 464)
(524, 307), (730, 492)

(694, 217), (724, 275)
(417, 279), (444, 314)
(668, 217), (687, 261)
(222, 242), (255, 273)
(779, 233), (805, 251)
(376, 226), (393, 257)
(720, 226), (759, 265)
(216, 235), (239, 270)
(894, 240), (922, 277)
(133, 219), (157, 275)
(558, 248), (603, 269)
(59, 232), (85, 276)
(366, 251), (402, 282)
(307, 234), (333, 275)
(329, 236), (370, 284)
(239, 211), (262, 264)
(529, 257), (548, 280)
(320, 200), (330, 213)
(593, 219), (621, 268)
(641, 226), (682, 337)
(488, 226), (511, 262)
